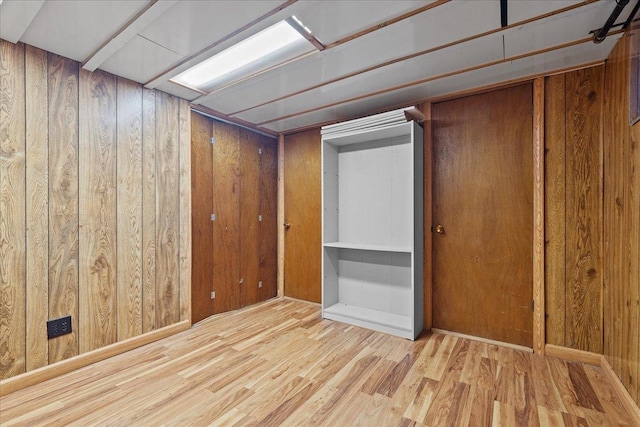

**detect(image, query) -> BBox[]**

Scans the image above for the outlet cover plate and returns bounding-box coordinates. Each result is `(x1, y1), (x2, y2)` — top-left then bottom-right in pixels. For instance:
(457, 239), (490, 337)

(47, 315), (72, 339)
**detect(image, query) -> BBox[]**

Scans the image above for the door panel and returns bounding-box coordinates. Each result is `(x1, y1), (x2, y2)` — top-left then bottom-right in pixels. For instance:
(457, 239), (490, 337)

(260, 137), (278, 301)
(190, 112), (214, 323)
(239, 128), (262, 308)
(212, 121), (241, 313)
(284, 129), (322, 303)
(432, 84), (533, 347)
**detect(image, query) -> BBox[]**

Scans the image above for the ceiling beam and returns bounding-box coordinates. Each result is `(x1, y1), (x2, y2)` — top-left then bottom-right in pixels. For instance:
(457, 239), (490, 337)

(257, 30), (622, 127)
(0, 0), (45, 44)
(82, 0), (178, 72)
(228, 0), (597, 118)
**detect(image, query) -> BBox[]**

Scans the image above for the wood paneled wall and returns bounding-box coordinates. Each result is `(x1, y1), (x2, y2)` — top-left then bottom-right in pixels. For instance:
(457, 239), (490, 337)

(545, 65), (605, 353)
(0, 40), (191, 380)
(602, 33), (639, 405)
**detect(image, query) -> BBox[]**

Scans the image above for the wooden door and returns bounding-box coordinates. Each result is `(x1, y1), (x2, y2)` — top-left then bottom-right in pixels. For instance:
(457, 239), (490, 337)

(212, 121), (241, 313)
(284, 129), (322, 303)
(259, 137), (278, 301)
(191, 112), (215, 323)
(239, 129), (262, 307)
(432, 84), (533, 347)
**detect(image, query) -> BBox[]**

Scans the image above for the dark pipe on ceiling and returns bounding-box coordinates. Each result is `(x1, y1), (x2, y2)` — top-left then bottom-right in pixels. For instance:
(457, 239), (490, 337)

(593, 0), (630, 43)
(500, 0), (508, 27)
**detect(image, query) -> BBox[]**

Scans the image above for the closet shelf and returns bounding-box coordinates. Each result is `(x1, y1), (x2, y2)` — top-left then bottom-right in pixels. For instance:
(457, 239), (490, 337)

(323, 303), (412, 332)
(323, 242), (412, 253)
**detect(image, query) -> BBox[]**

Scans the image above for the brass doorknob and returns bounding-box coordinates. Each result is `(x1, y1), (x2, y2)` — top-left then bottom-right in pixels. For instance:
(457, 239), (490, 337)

(284, 222), (291, 230)
(435, 224), (445, 234)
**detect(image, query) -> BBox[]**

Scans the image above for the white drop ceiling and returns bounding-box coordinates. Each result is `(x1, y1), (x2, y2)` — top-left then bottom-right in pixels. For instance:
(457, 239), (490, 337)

(0, 0), (634, 134)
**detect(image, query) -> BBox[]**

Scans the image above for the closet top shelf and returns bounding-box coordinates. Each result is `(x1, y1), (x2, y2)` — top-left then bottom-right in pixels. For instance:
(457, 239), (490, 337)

(323, 122), (411, 147)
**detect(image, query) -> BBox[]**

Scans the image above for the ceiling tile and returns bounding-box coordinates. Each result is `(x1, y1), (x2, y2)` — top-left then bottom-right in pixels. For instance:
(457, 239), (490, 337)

(19, 0), (149, 62)
(199, 0), (502, 114)
(0, 0), (45, 44)
(139, 0), (286, 57)
(99, 35), (183, 84)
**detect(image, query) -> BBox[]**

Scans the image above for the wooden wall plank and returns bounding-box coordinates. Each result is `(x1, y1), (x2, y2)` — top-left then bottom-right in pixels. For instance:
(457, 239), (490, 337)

(141, 88), (156, 333)
(47, 53), (79, 364)
(632, 115), (640, 402)
(155, 91), (181, 327)
(25, 45), (49, 371)
(0, 40), (26, 379)
(190, 112), (214, 324)
(604, 38), (627, 378)
(620, 40), (640, 402)
(212, 121), (241, 313)
(629, 105), (640, 403)
(564, 66), (604, 354)
(78, 68), (117, 353)
(603, 38), (618, 374)
(603, 32), (639, 406)
(533, 77), (545, 355)
(179, 99), (192, 323)
(544, 73), (567, 347)
(239, 128), (262, 308)
(278, 134), (284, 298)
(116, 77), (143, 341)
(259, 136), (278, 301)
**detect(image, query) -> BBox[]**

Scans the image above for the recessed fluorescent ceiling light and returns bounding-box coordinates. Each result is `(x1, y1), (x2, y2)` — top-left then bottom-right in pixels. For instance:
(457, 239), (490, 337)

(173, 20), (309, 90)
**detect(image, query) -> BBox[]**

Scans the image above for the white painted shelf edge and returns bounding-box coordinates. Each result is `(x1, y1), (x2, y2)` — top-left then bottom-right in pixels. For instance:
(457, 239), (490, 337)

(323, 303), (412, 333)
(323, 241), (412, 253)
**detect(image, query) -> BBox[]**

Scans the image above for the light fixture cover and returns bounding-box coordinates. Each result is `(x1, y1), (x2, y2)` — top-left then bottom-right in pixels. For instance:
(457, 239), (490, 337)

(173, 20), (311, 91)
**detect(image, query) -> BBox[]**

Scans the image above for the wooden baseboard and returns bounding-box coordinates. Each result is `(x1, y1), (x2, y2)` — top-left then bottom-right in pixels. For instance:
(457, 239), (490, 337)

(0, 320), (190, 397)
(544, 344), (602, 366)
(600, 356), (640, 425)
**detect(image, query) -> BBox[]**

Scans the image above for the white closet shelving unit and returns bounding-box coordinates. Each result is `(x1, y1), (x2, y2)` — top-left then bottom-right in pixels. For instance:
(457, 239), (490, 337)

(321, 109), (423, 340)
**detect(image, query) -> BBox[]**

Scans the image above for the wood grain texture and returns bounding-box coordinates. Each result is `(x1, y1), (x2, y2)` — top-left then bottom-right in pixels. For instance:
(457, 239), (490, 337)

(178, 99), (191, 323)
(0, 320), (189, 397)
(212, 120), (241, 313)
(544, 73), (567, 347)
(533, 77), (545, 355)
(141, 88), (156, 333)
(190, 112), (214, 324)
(239, 128), (262, 308)
(116, 77), (143, 341)
(0, 39), (26, 379)
(421, 102), (433, 331)
(565, 66), (604, 354)
(283, 129), (322, 303)
(47, 53), (79, 364)
(0, 299), (636, 426)
(25, 45), (49, 371)
(278, 133), (285, 298)
(432, 84), (534, 347)
(78, 68), (117, 353)
(603, 32), (640, 406)
(259, 136), (278, 301)
(155, 91), (181, 328)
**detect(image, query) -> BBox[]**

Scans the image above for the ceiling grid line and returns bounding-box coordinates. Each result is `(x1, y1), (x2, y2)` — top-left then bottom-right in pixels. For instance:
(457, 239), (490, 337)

(225, 0), (598, 118)
(255, 30), (623, 127)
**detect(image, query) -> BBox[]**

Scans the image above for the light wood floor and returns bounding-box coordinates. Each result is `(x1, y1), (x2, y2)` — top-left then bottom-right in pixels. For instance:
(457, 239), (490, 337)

(0, 299), (635, 426)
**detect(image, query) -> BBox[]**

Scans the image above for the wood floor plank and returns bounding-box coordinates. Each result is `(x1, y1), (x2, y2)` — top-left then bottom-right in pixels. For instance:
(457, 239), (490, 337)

(0, 300), (636, 426)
